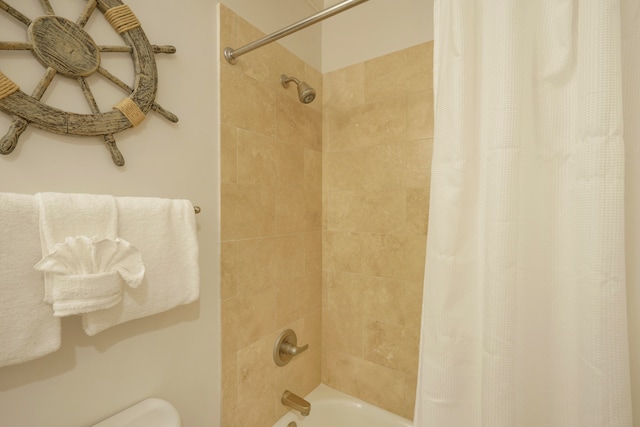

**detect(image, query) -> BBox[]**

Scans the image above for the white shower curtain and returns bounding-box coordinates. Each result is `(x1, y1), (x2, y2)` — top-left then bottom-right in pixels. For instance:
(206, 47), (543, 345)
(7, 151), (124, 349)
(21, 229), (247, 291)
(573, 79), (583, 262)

(414, 1), (640, 426)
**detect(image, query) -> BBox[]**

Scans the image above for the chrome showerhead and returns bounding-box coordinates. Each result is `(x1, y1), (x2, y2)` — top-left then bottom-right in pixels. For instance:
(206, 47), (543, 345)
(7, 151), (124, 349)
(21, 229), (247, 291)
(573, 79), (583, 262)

(281, 74), (316, 104)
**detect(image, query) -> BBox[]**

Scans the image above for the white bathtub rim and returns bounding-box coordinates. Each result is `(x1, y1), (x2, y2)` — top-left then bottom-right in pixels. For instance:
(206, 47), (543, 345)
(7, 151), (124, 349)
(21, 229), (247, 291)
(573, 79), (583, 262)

(272, 383), (413, 427)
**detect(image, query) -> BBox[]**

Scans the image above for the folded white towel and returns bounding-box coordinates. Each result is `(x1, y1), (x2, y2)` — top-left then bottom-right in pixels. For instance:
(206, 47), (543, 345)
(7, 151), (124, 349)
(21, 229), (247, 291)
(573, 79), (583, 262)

(34, 236), (145, 316)
(35, 192), (142, 316)
(0, 193), (60, 367)
(82, 197), (200, 336)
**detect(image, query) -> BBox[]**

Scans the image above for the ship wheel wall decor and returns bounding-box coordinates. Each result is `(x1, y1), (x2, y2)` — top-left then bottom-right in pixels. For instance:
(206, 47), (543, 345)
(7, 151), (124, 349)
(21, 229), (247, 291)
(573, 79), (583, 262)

(0, 0), (178, 166)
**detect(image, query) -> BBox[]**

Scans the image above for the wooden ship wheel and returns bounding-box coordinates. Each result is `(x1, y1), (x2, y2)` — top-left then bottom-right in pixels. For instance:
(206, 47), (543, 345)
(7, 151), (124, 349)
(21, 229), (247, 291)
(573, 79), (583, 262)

(0, 0), (178, 166)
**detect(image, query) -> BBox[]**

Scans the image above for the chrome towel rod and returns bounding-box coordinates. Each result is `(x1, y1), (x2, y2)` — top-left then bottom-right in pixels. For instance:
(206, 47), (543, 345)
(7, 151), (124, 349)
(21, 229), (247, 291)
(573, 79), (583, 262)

(224, 0), (370, 64)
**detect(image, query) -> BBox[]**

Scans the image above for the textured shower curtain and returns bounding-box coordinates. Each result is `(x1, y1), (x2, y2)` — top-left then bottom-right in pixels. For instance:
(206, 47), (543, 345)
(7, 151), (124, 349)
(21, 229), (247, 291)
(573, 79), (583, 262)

(414, 1), (640, 426)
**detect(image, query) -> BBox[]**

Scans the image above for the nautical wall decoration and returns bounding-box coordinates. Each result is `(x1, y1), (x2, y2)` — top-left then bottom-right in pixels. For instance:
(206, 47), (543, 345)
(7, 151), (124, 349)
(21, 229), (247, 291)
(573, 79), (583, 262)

(0, 0), (178, 166)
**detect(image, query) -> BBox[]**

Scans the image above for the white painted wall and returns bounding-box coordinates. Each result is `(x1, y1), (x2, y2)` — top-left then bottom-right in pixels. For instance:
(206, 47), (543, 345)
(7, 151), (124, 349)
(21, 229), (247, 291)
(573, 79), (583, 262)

(0, 1), (220, 426)
(221, 0), (434, 72)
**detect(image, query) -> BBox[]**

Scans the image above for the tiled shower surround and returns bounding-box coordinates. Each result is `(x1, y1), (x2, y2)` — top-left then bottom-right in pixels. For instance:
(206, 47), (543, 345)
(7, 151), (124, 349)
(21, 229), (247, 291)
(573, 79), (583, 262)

(219, 4), (433, 426)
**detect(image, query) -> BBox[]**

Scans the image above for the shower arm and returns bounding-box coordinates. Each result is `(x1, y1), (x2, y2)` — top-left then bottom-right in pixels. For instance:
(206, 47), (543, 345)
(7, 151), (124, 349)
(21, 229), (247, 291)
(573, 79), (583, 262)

(223, 0), (370, 64)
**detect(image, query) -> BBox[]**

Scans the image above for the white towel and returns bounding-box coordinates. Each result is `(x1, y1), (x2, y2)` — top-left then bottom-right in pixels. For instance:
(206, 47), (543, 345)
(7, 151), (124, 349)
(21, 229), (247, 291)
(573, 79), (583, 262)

(0, 193), (60, 367)
(33, 235), (145, 316)
(82, 197), (200, 336)
(35, 192), (143, 316)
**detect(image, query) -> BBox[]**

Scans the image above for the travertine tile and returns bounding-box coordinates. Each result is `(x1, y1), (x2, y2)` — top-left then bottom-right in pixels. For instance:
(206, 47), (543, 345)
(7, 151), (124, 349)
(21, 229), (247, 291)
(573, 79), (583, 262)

(221, 117), (238, 185)
(400, 138), (433, 188)
(276, 272), (322, 328)
(406, 188), (430, 235)
(325, 97), (407, 152)
(405, 280), (424, 329)
(276, 93), (322, 151)
(323, 144), (404, 191)
(236, 334), (279, 426)
(234, 15), (275, 84)
(221, 184), (275, 241)
(221, 67), (276, 137)
(408, 91), (434, 140)
(223, 287), (276, 351)
(275, 189), (306, 234)
(303, 308), (323, 353)
(321, 270), (329, 309)
(361, 233), (427, 283)
(233, 235), (306, 295)
(275, 189), (321, 234)
(326, 271), (366, 318)
(237, 335), (279, 403)
(305, 231), (322, 273)
(360, 276), (422, 327)
(405, 42), (433, 92)
(304, 149), (322, 191)
(236, 129), (304, 189)
(326, 190), (407, 234)
(273, 141), (305, 189)
(364, 48), (411, 102)
(221, 299), (238, 359)
(220, 241), (239, 300)
(364, 320), (420, 374)
(323, 63), (365, 110)
(323, 231), (362, 273)
(236, 130), (277, 186)
(328, 271), (422, 327)
(220, 350), (238, 427)
(322, 307), (364, 358)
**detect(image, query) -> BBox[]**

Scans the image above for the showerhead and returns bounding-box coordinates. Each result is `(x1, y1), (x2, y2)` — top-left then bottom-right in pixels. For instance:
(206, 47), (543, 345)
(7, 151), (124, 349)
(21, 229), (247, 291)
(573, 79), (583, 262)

(281, 74), (316, 104)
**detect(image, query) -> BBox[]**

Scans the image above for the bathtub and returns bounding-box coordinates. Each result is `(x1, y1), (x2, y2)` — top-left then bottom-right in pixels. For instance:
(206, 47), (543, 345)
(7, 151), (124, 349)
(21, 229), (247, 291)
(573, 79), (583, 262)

(272, 384), (413, 427)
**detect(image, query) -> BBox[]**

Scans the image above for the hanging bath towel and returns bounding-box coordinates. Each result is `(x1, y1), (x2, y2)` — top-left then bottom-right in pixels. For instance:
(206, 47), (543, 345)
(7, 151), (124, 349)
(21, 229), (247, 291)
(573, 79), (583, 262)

(82, 197), (200, 336)
(0, 193), (60, 367)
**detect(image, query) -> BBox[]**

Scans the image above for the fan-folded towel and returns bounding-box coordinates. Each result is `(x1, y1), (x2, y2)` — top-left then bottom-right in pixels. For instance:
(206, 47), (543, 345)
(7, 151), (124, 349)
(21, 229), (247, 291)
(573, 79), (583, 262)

(35, 192), (140, 317)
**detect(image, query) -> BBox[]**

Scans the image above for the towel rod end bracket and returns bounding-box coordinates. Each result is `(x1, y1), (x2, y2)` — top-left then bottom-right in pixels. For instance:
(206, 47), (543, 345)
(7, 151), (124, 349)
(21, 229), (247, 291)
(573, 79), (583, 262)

(223, 47), (237, 64)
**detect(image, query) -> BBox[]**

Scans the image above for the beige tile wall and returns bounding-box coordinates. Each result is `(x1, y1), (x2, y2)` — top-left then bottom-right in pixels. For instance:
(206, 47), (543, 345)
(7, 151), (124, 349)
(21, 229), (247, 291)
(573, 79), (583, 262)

(322, 42), (434, 419)
(220, 3), (433, 424)
(219, 5), (323, 427)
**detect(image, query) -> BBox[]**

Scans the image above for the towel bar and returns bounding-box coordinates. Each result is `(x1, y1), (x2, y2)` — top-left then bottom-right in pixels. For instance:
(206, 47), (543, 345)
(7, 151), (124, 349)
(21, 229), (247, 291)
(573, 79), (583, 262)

(194, 205), (201, 214)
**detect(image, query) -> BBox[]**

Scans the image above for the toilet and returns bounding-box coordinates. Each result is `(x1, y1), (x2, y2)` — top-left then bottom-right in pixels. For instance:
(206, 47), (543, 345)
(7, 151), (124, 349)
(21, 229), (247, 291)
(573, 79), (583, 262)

(92, 398), (181, 427)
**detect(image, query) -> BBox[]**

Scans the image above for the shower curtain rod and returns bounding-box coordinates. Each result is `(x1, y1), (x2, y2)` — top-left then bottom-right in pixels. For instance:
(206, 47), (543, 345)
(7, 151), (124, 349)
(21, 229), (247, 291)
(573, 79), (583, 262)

(223, 0), (370, 64)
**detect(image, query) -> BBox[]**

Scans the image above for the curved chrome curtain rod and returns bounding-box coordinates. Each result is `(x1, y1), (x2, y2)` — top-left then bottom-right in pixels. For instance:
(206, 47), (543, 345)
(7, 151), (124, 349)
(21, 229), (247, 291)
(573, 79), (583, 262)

(224, 0), (370, 64)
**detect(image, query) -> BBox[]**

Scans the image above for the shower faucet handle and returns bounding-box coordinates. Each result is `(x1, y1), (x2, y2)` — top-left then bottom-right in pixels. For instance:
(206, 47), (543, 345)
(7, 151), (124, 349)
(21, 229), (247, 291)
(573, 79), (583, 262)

(274, 329), (309, 366)
(280, 341), (309, 357)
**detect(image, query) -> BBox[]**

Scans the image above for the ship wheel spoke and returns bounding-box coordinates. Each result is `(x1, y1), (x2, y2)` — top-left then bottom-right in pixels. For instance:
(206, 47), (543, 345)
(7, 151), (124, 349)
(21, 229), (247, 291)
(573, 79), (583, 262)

(0, 1), (32, 26)
(97, 66), (178, 123)
(98, 44), (176, 54)
(0, 42), (32, 50)
(78, 76), (124, 166)
(39, 0), (54, 15)
(76, 0), (97, 27)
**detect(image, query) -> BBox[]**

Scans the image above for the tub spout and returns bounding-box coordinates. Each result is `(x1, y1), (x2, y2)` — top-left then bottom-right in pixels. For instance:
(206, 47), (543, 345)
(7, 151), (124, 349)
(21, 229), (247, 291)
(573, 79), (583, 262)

(281, 390), (311, 416)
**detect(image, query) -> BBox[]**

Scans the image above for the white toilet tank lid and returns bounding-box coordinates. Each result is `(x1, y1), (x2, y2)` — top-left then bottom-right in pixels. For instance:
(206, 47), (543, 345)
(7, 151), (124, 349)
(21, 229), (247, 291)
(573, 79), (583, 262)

(92, 398), (181, 427)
